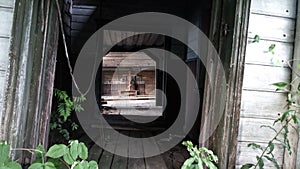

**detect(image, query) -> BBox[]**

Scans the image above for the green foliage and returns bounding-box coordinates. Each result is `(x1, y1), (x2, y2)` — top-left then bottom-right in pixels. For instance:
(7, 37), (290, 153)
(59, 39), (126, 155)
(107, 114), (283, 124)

(51, 88), (86, 140)
(0, 140), (98, 169)
(252, 35), (260, 43)
(0, 141), (22, 169)
(181, 141), (218, 169)
(268, 44), (276, 54)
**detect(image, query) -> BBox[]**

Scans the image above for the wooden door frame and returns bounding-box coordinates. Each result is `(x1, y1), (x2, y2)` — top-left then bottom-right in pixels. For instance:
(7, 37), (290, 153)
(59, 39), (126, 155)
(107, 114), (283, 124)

(1, 0), (59, 161)
(199, 0), (251, 168)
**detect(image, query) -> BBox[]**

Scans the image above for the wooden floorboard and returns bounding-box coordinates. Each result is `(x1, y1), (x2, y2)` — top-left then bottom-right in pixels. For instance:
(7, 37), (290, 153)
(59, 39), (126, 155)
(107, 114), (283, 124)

(80, 130), (185, 169)
(128, 131), (146, 169)
(111, 131), (129, 169)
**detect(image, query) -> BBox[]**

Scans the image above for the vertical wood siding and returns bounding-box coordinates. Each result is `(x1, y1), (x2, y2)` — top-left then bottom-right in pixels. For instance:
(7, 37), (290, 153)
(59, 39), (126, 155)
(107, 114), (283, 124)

(236, 0), (297, 168)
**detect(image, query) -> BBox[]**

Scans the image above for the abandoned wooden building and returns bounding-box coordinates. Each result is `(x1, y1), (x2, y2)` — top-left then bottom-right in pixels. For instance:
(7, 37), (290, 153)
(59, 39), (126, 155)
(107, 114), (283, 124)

(1, 0), (300, 168)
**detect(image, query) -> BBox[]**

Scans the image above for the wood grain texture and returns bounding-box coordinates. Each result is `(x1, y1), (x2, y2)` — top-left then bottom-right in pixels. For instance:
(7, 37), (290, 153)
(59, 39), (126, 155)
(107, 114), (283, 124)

(240, 90), (287, 119)
(248, 14), (295, 43)
(242, 64), (290, 91)
(251, 0), (297, 18)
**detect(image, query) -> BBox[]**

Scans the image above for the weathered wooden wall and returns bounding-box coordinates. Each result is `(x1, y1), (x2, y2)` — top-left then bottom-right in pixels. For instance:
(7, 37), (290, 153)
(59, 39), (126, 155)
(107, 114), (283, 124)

(0, 0), (15, 131)
(0, 0), (59, 162)
(236, 0), (297, 168)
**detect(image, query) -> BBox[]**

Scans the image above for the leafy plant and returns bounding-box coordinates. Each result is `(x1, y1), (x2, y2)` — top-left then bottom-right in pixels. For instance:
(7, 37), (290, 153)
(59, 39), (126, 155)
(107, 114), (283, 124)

(181, 141), (218, 169)
(0, 141), (22, 169)
(51, 88), (86, 140)
(0, 140), (98, 169)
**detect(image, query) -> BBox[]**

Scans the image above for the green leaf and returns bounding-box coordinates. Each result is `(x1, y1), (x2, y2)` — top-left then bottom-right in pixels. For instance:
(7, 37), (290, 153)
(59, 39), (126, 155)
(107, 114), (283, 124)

(241, 163), (254, 169)
(70, 140), (79, 160)
(267, 141), (274, 154)
(256, 156), (264, 169)
(80, 161), (89, 169)
(182, 157), (196, 168)
(78, 143), (88, 160)
(247, 143), (263, 151)
(34, 144), (45, 163)
(47, 158), (61, 168)
(298, 63), (300, 70)
(45, 144), (67, 158)
(280, 110), (295, 122)
(272, 82), (288, 88)
(292, 115), (300, 129)
(253, 35), (260, 43)
(269, 44), (276, 52)
(6, 162), (22, 169)
(63, 151), (75, 165)
(263, 155), (280, 169)
(0, 141), (10, 164)
(88, 161), (98, 169)
(28, 163), (43, 169)
(44, 162), (56, 169)
(260, 125), (277, 133)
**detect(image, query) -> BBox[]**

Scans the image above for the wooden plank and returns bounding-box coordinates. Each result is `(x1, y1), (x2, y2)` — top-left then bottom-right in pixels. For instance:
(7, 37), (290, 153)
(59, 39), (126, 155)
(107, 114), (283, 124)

(88, 143), (103, 162)
(0, 37), (10, 71)
(242, 64), (290, 91)
(128, 131), (146, 169)
(245, 39), (293, 66)
(240, 90), (287, 119)
(71, 5), (96, 16)
(111, 131), (129, 169)
(248, 14), (295, 42)
(72, 14), (91, 23)
(236, 141), (284, 168)
(0, 8), (14, 37)
(142, 132), (168, 169)
(99, 150), (114, 169)
(238, 117), (282, 143)
(97, 129), (120, 168)
(251, 0), (296, 18)
(0, 0), (14, 8)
